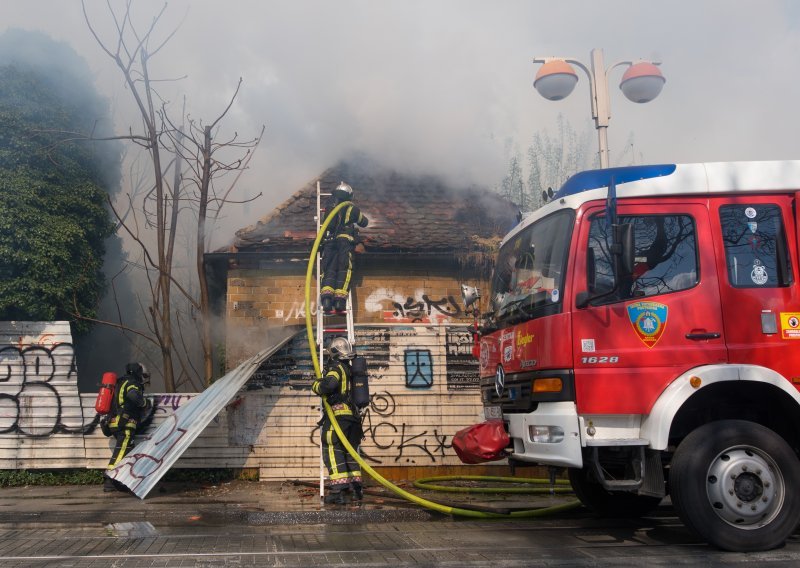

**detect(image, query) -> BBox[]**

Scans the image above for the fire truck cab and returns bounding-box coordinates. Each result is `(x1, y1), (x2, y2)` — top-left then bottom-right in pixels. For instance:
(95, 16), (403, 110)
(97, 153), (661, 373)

(473, 161), (800, 551)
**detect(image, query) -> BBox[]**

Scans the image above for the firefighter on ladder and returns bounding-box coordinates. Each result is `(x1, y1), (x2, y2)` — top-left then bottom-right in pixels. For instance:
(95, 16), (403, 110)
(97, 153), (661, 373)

(312, 337), (364, 504)
(320, 181), (369, 314)
(103, 362), (153, 492)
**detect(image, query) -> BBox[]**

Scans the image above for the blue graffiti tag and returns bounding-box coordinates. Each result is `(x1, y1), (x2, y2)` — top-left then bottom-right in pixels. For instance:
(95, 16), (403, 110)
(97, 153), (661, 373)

(404, 349), (432, 389)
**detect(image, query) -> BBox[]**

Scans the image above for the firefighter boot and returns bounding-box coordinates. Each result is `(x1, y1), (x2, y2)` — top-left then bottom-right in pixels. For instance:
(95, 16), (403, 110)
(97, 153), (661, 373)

(323, 488), (347, 505)
(334, 297), (347, 314)
(351, 481), (364, 501)
(103, 475), (116, 493)
(321, 295), (333, 314)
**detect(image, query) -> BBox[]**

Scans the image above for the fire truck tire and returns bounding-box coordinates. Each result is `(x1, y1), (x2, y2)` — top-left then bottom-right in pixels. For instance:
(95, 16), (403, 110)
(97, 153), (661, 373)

(669, 419), (800, 552)
(567, 467), (663, 518)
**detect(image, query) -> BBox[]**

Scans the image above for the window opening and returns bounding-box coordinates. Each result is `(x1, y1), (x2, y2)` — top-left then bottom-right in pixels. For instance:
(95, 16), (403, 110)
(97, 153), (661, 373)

(720, 204), (792, 288)
(587, 214), (698, 302)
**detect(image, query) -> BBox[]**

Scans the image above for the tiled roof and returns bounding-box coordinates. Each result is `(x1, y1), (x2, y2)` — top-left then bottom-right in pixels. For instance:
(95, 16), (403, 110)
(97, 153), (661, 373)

(233, 160), (519, 253)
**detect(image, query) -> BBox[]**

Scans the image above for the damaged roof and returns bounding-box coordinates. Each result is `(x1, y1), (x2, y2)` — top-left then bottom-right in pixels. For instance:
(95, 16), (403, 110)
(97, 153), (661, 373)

(232, 160), (520, 254)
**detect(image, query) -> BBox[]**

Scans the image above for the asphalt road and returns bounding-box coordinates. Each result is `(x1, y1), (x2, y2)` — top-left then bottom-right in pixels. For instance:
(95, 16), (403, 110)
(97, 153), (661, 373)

(1, 503), (799, 567)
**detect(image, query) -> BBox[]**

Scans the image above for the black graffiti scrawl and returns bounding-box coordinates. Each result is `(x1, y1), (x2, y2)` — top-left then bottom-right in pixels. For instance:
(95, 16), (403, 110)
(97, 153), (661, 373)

(308, 390), (452, 465)
(0, 343), (98, 437)
(391, 295), (463, 321)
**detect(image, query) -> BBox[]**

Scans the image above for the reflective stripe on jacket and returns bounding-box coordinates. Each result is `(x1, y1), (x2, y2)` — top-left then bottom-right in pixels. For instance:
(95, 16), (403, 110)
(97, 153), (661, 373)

(327, 203), (368, 240)
(312, 361), (354, 416)
(109, 376), (148, 427)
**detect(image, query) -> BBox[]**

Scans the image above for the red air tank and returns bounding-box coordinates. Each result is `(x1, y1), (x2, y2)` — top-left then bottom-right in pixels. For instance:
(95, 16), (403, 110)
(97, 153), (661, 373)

(94, 372), (118, 415)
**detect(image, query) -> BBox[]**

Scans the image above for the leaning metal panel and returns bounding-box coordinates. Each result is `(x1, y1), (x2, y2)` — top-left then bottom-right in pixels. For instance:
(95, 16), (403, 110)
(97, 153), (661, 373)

(109, 328), (299, 499)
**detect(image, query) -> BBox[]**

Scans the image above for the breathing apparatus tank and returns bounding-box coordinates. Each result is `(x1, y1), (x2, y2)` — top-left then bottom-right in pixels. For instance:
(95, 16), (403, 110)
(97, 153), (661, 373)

(94, 372), (118, 415)
(350, 356), (370, 409)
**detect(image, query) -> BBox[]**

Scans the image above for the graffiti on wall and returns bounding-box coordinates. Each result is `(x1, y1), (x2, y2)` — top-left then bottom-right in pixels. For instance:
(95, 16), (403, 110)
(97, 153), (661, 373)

(365, 288), (465, 324)
(310, 390), (452, 464)
(404, 349), (433, 388)
(0, 322), (473, 472)
(0, 343), (99, 436)
(280, 301), (317, 322)
(363, 391), (450, 463)
(267, 287), (468, 324)
(248, 325), (478, 392)
(0, 332), (201, 442)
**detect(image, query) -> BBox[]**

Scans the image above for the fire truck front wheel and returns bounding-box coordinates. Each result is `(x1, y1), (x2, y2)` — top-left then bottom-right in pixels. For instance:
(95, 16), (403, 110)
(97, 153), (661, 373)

(669, 419), (800, 552)
(567, 467), (663, 518)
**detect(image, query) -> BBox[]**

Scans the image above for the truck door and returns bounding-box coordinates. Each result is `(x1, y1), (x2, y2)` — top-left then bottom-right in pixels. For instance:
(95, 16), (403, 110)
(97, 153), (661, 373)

(570, 202), (727, 415)
(709, 196), (800, 385)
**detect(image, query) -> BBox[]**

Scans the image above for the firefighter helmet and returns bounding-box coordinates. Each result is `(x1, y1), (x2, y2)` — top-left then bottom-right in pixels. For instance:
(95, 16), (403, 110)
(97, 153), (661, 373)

(333, 181), (353, 202)
(328, 337), (355, 360)
(125, 362), (151, 381)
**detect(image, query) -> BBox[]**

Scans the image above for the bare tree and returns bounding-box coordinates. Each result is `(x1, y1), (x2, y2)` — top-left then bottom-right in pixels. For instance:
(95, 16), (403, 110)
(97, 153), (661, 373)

(162, 87), (264, 386)
(81, 1), (263, 390)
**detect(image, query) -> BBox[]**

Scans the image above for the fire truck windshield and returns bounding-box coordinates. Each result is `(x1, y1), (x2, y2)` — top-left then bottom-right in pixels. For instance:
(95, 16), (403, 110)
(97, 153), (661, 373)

(490, 210), (573, 323)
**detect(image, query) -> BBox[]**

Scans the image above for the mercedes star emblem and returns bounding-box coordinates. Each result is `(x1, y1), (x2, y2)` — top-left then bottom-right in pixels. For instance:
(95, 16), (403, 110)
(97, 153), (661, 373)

(495, 365), (505, 398)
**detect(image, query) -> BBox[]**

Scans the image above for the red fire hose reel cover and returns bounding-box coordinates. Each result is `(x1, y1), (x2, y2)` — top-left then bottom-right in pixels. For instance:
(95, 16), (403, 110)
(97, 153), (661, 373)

(452, 419), (510, 464)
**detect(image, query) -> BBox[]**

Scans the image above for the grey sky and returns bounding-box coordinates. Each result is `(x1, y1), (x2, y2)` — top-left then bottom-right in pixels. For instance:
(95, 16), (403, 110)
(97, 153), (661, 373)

(4, 0), (799, 245)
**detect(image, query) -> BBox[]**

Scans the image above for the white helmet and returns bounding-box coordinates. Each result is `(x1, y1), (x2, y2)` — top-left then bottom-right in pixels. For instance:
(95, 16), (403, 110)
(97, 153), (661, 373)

(333, 181), (353, 202)
(328, 337), (355, 360)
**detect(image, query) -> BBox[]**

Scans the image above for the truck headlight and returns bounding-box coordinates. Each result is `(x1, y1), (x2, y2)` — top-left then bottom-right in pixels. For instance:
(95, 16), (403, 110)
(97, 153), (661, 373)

(530, 425), (564, 443)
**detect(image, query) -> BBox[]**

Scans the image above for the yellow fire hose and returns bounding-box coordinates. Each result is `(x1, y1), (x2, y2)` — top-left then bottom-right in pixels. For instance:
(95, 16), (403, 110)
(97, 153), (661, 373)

(305, 201), (581, 518)
(413, 475), (572, 494)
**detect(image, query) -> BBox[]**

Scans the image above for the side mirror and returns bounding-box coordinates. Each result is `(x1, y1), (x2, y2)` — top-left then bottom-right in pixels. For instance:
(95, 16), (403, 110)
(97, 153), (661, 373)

(461, 284), (481, 309)
(576, 290), (591, 309)
(577, 223), (634, 310)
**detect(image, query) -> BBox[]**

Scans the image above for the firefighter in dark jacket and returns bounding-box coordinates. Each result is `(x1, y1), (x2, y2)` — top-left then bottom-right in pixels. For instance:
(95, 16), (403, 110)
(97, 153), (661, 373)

(320, 181), (369, 314)
(103, 362), (153, 492)
(312, 337), (364, 504)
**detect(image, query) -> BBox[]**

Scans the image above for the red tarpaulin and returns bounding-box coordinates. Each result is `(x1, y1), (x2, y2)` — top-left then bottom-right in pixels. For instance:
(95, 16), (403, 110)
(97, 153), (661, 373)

(452, 420), (510, 464)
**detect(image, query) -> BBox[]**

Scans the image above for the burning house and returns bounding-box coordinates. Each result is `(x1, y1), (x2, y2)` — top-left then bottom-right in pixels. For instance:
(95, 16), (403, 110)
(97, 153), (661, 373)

(202, 160), (520, 479)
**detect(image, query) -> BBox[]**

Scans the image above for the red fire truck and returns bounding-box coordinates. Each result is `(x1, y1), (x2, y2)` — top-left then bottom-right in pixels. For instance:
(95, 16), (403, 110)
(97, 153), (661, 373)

(467, 160), (800, 551)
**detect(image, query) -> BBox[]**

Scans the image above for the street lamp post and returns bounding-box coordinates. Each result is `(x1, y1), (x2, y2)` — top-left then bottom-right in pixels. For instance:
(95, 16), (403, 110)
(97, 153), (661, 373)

(532, 48), (665, 169)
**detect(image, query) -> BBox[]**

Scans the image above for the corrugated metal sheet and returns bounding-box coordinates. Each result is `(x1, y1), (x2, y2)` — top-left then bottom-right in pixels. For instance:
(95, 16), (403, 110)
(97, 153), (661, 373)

(109, 327), (300, 499)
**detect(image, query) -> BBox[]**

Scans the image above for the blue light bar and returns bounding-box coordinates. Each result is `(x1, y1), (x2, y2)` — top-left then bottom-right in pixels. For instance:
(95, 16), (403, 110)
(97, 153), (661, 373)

(554, 164), (676, 199)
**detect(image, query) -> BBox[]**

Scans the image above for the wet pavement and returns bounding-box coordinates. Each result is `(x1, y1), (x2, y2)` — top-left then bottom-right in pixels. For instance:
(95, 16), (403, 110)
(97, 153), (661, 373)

(0, 479), (438, 527)
(0, 478), (576, 528)
(1, 480), (799, 566)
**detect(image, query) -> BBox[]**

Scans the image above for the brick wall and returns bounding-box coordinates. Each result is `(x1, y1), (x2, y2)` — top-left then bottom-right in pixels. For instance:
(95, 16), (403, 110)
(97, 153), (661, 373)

(225, 261), (488, 366)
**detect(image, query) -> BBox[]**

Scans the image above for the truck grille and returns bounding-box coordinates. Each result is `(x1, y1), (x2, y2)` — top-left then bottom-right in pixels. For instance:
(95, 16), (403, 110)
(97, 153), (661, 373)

(481, 369), (575, 413)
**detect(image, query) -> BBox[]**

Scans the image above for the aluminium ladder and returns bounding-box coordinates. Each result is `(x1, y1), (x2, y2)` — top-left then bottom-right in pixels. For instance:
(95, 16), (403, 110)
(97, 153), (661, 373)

(314, 181), (356, 498)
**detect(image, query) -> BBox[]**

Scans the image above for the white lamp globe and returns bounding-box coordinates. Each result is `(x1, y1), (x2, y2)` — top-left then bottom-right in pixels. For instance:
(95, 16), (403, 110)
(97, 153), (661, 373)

(533, 59), (578, 101)
(619, 62), (665, 103)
